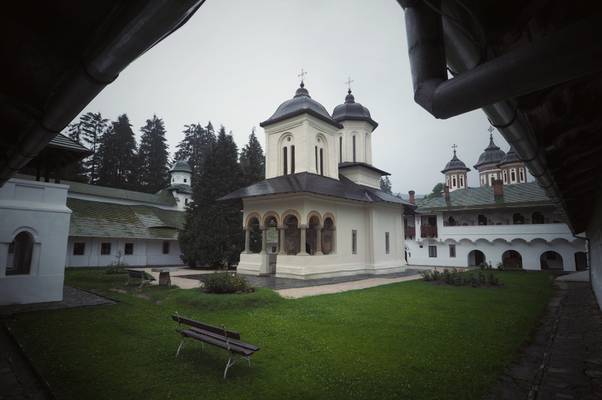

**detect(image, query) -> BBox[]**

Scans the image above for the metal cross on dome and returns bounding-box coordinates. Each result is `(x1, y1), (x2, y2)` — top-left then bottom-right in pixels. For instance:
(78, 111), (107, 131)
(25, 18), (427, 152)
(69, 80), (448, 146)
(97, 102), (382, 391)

(297, 68), (307, 84)
(345, 76), (354, 91)
(452, 143), (458, 155)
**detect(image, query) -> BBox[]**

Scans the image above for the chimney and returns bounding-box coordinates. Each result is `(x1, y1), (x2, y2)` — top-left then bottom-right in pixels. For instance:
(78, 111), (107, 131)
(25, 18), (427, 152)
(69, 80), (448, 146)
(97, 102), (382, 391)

(493, 179), (504, 200)
(408, 190), (415, 204)
(443, 185), (450, 201)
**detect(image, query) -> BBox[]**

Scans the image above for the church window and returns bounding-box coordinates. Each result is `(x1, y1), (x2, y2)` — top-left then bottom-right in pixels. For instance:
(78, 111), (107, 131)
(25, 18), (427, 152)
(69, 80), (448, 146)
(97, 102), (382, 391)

(503, 169), (508, 184)
(449, 244), (456, 258)
(6, 231), (34, 275)
(428, 245), (437, 258)
(320, 148), (324, 176)
(459, 175), (464, 187)
(315, 146), (319, 173)
(519, 168), (525, 182)
(511, 169), (516, 182)
(73, 242), (85, 256)
(291, 145), (295, 174)
(352, 136), (356, 162)
(452, 176), (457, 187)
(385, 232), (390, 254)
(162, 241), (170, 254)
(101, 242), (111, 255)
(339, 136), (343, 162)
(352, 230), (357, 254)
(283, 147), (288, 175)
(478, 214), (487, 226)
(124, 243), (134, 255)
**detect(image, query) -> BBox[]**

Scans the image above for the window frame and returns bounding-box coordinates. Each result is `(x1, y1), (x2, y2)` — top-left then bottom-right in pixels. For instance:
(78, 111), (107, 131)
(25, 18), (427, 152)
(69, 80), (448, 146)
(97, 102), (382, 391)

(162, 241), (170, 255)
(385, 232), (390, 254)
(351, 230), (357, 255)
(449, 244), (456, 258)
(124, 242), (134, 255)
(100, 242), (111, 255)
(73, 242), (86, 256)
(428, 245), (437, 258)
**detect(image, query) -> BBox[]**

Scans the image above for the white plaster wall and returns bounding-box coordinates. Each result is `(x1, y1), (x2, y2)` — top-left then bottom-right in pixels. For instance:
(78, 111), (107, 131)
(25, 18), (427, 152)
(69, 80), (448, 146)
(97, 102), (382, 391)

(170, 171), (191, 185)
(66, 237), (182, 267)
(338, 166), (382, 189)
(0, 179), (71, 304)
(171, 191), (191, 211)
(339, 120), (374, 164)
(239, 194), (404, 279)
(264, 115), (339, 180)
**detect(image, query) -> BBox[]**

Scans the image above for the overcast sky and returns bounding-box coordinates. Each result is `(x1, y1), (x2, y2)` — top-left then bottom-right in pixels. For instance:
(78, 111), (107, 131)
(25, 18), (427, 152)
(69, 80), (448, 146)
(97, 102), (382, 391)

(79, 0), (510, 195)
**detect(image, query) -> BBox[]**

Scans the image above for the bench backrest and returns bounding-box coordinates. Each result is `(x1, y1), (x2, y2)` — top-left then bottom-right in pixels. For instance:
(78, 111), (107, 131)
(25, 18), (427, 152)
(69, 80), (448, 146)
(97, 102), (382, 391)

(127, 269), (146, 278)
(172, 314), (241, 340)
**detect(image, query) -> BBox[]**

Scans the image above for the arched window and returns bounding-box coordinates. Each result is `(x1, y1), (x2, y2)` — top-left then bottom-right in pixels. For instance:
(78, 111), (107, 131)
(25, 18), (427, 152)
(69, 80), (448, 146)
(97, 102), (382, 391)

(281, 135), (294, 175)
(532, 212), (544, 224)
(478, 215), (487, 226)
(511, 169), (516, 182)
(452, 176), (457, 188)
(339, 136), (343, 162)
(322, 217), (336, 255)
(284, 215), (300, 255)
(513, 213), (525, 224)
(352, 135), (356, 162)
(519, 168), (525, 182)
(6, 231), (34, 275)
(459, 175), (464, 188)
(502, 169), (508, 184)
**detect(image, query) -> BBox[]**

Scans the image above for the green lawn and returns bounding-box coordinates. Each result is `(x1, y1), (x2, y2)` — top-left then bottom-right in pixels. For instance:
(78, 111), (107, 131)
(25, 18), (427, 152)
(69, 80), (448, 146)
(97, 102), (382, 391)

(8, 269), (554, 400)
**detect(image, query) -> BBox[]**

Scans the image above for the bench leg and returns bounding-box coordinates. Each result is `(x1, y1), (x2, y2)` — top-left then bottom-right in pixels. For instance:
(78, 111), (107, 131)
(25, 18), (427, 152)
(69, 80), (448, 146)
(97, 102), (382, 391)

(223, 354), (252, 379)
(176, 339), (185, 358)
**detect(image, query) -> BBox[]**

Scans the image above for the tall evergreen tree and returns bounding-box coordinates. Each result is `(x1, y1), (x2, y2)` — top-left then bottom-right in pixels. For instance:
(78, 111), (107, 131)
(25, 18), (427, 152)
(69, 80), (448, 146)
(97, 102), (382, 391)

(64, 121), (87, 182)
(64, 112), (108, 183)
(138, 115), (170, 193)
(179, 127), (243, 267)
(379, 176), (393, 194)
(174, 122), (216, 177)
(97, 114), (138, 189)
(239, 127), (265, 185)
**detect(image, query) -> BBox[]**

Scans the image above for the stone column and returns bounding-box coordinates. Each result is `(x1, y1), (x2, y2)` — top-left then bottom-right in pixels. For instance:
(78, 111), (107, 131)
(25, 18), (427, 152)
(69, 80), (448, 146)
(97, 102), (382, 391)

(279, 227), (286, 255)
(259, 228), (267, 254)
(299, 225), (308, 255)
(244, 228), (251, 253)
(315, 226), (323, 255)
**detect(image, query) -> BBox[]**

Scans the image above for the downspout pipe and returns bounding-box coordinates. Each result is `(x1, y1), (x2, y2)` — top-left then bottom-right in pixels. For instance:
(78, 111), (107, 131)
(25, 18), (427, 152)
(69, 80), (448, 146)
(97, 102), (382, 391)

(0, 0), (206, 186)
(399, 0), (602, 120)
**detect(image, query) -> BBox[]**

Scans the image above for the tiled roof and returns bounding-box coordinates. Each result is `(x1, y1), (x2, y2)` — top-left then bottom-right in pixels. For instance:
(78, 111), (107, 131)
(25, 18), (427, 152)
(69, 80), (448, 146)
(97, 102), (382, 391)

(68, 198), (185, 240)
(415, 181), (552, 212)
(67, 180), (177, 206)
(48, 133), (92, 154)
(220, 172), (409, 206)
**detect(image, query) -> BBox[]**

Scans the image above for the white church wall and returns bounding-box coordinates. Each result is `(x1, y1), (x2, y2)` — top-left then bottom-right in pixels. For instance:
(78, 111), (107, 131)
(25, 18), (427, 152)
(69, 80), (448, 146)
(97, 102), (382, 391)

(0, 179), (71, 305)
(339, 120), (374, 164)
(338, 166), (382, 189)
(369, 204), (405, 272)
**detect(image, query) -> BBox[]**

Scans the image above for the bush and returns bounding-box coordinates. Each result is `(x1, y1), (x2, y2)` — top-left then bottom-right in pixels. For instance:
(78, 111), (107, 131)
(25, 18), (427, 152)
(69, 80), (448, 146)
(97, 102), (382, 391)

(422, 268), (502, 288)
(202, 272), (254, 294)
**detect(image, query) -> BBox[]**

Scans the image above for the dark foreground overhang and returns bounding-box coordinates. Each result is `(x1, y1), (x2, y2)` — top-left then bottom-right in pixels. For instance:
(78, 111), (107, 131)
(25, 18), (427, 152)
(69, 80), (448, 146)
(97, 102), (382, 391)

(0, 0), (205, 186)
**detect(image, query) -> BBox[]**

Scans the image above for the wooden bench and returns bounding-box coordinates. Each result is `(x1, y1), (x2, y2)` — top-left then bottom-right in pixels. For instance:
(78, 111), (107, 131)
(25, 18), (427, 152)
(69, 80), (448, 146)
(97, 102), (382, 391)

(172, 313), (260, 378)
(127, 269), (155, 287)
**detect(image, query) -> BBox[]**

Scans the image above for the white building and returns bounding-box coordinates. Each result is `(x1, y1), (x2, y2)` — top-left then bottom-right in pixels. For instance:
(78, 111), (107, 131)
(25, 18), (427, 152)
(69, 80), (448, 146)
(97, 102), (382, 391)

(222, 83), (409, 279)
(0, 134), (190, 305)
(406, 141), (586, 271)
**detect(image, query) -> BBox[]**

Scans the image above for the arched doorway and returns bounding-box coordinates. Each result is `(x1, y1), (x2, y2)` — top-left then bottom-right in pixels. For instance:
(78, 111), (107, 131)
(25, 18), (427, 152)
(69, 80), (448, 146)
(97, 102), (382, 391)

(307, 215), (321, 255)
(284, 215), (300, 255)
(322, 217), (335, 255)
(502, 250), (523, 269)
(6, 231), (34, 275)
(468, 249), (486, 267)
(540, 251), (563, 270)
(513, 213), (525, 224)
(248, 217), (262, 253)
(574, 252), (587, 271)
(532, 212), (544, 224)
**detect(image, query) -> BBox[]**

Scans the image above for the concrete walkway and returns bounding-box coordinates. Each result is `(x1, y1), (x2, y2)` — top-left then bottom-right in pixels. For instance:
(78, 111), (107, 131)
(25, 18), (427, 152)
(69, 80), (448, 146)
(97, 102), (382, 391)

(486, 278), (602, 399)
(276, 273), (424, 298)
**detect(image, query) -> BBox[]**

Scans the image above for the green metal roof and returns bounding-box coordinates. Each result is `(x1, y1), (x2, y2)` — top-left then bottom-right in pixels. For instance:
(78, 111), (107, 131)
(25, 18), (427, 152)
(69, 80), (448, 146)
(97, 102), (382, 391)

(67, 180), (176, 206)
(416, 181), (552, 212)
(68, 198), (185, 240)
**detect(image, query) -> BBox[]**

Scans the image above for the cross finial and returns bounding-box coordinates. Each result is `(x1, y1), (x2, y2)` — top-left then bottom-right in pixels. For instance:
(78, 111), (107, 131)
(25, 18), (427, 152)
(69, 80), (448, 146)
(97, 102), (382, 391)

(297, 68), (307, 85)
(488, 125), (494, 139)
(345, 76), (354, 92)
(452, 143), (458, 156)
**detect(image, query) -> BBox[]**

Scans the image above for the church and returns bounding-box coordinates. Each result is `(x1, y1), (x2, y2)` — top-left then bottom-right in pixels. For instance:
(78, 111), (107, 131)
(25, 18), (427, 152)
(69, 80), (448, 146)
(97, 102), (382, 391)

(404, 134), (587, 271)
(222, 81), (410, 279)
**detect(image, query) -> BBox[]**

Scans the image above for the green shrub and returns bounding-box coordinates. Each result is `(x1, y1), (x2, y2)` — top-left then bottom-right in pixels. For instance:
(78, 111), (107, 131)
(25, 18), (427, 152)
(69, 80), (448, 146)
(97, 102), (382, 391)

(202, 272), (254, 294)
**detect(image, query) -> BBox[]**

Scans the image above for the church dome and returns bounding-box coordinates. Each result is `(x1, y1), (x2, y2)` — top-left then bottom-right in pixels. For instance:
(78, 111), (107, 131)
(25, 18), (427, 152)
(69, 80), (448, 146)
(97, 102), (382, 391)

(170, 160), (192, 173)
(474, 135), (506, 169)
(498, 146), (522, 166)
(332, 90), (378, 129)
(260, 82), (342, 129)
(441, 150), (470, 173)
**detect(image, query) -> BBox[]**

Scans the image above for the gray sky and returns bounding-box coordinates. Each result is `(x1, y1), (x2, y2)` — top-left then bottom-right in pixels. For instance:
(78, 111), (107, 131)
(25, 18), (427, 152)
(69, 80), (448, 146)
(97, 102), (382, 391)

(79, 0), (509, 194)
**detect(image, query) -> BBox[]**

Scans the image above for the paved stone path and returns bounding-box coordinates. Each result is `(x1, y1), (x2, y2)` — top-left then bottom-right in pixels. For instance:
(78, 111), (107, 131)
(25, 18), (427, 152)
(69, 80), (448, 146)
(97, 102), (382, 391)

(485, 278), (602, 399)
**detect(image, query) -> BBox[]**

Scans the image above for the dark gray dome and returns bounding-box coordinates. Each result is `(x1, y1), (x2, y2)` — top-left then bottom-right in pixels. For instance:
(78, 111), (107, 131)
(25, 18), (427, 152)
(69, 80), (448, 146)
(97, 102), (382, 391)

(474, 135), (506, 169)
(170, 160), (191, 173)
(441, 150), (470, 173)
(260, 82), (341, 128)
(332, 90), (378, 129)
(498, 146), (522, 166)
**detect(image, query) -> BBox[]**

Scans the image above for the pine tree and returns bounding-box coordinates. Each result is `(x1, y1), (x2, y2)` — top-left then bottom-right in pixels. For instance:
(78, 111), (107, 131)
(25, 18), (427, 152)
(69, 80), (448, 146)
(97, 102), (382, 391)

(239, 127), (265, 185)
(138, 115), (170, 193)
(174, 122), (216, 178)
(97, 114), (138, 189)
(64, 112), (108, 183)
(179, 127), (243, 267)
(379, 176), (393, 194)
(63, 120), (87, 182)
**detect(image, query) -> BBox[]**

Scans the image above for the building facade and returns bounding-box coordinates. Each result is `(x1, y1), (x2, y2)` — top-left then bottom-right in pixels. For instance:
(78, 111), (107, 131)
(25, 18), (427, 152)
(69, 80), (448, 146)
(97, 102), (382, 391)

(222, 82), (409, 279)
